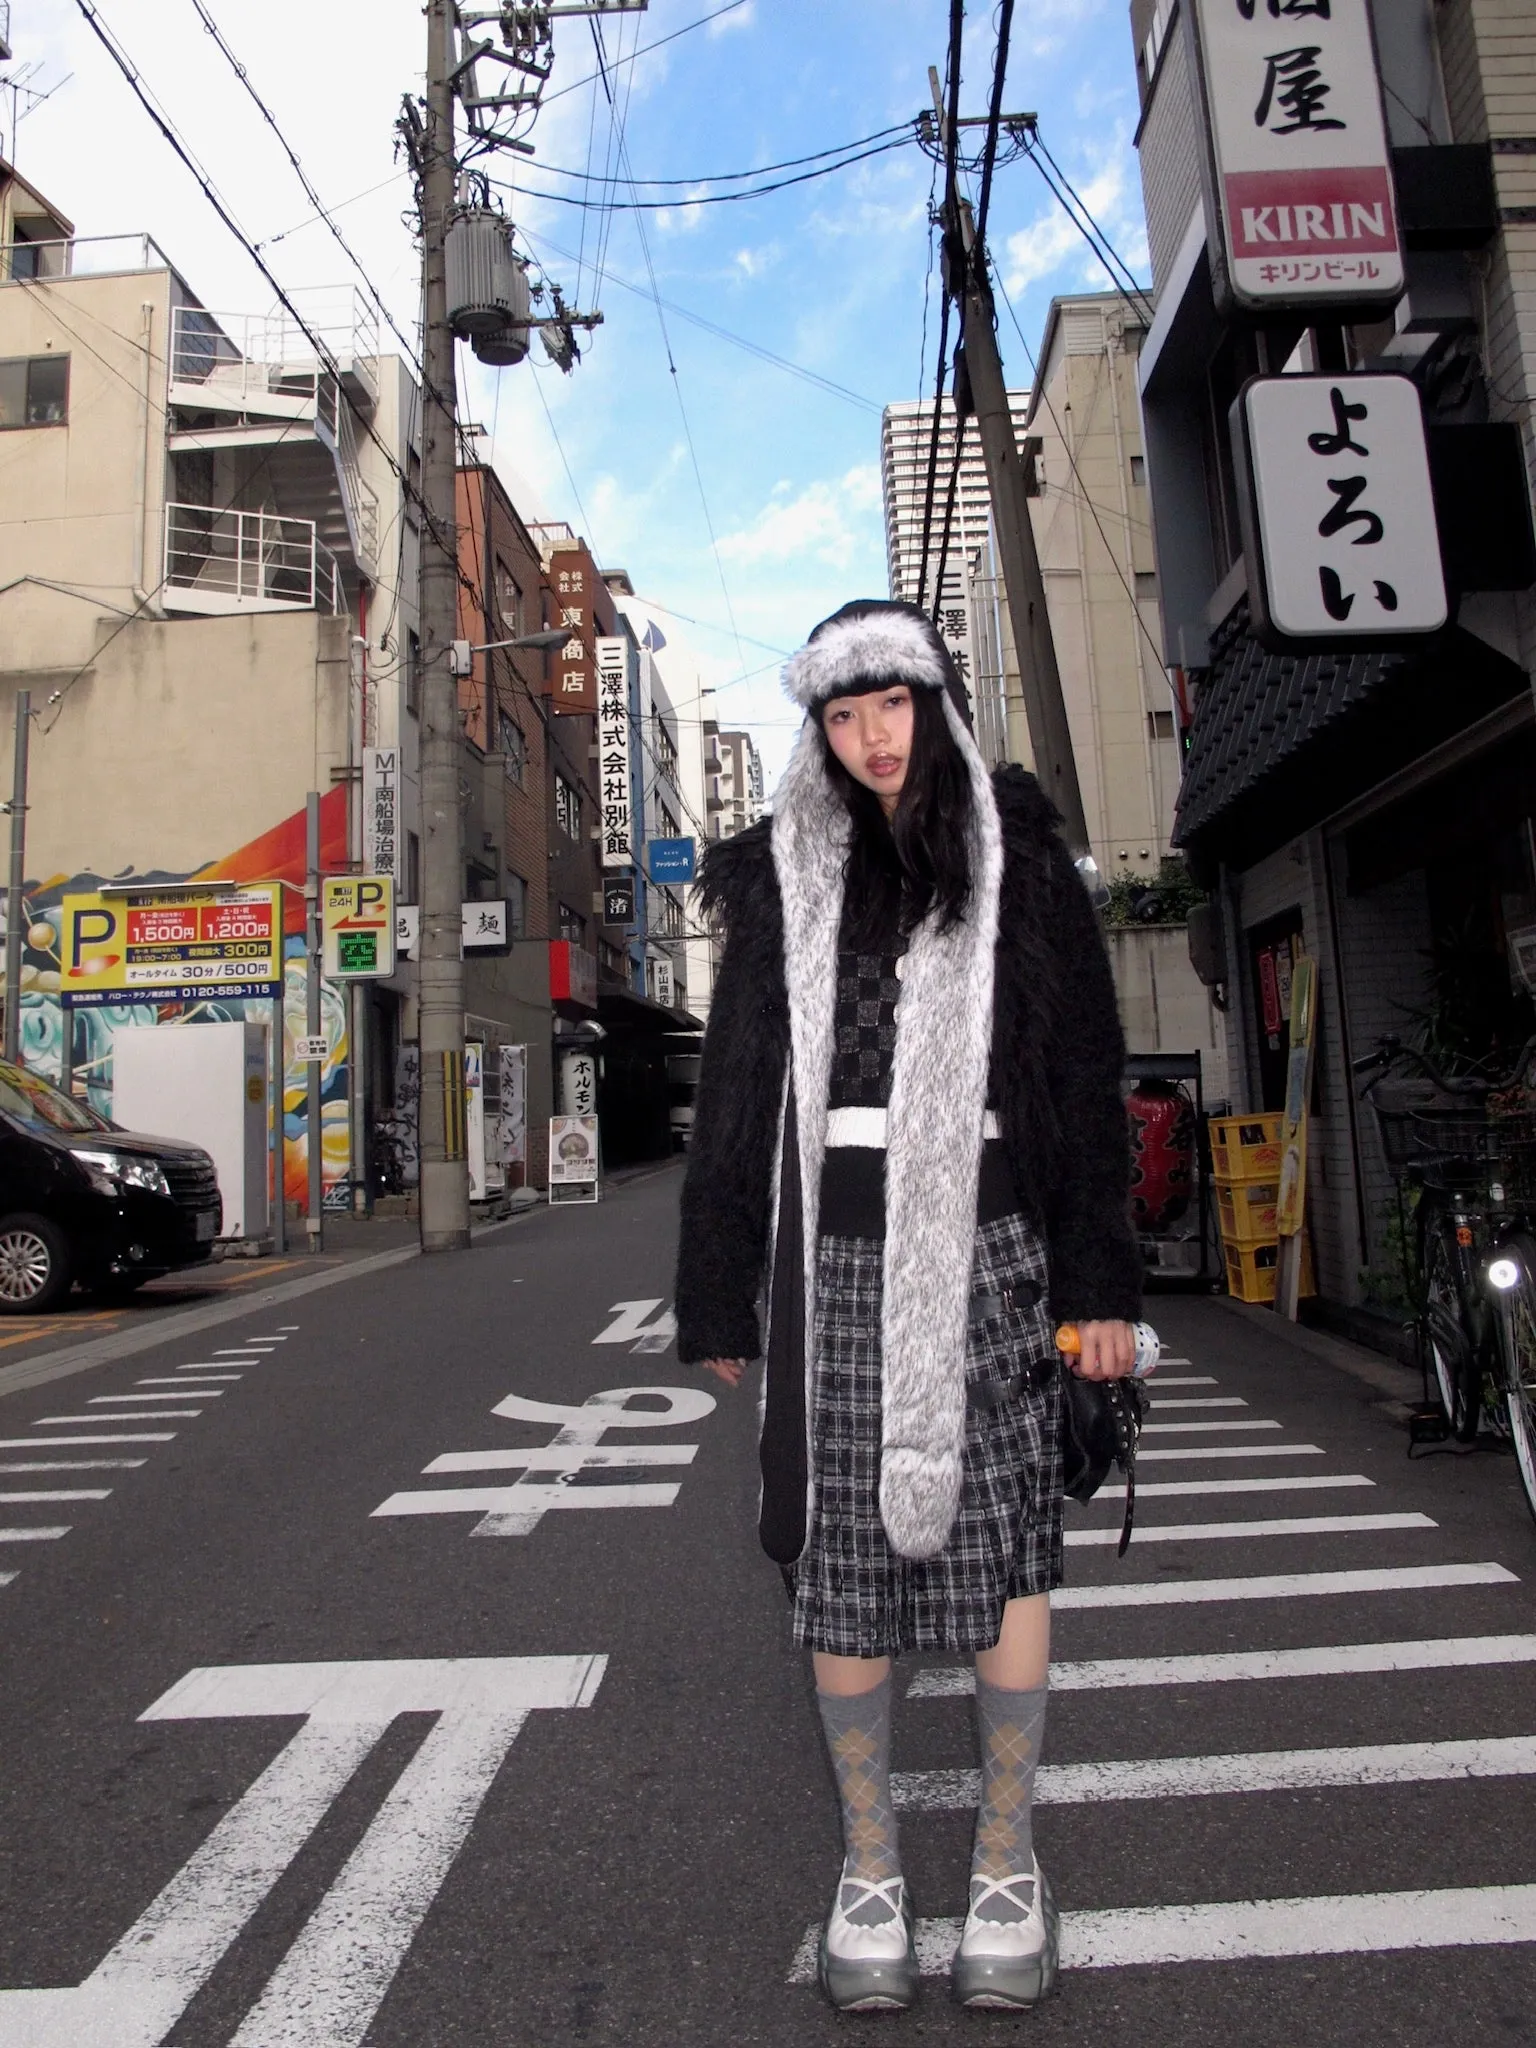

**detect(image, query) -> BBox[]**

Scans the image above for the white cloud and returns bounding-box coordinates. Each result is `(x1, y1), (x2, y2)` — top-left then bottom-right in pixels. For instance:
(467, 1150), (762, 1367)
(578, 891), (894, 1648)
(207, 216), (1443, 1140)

(1002, 149), (1146, 297)
(716, 466), (882, 573)
(732, 244), (774, 280)
(707, 0), (756, 35)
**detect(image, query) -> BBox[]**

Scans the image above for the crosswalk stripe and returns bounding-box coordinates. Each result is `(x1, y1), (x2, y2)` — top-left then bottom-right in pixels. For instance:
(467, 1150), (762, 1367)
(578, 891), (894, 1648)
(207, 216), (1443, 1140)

(0, 1490), (110, 1503)
(425, 1446), (699, 1474)
(1142, 1420), (1284, 1434)
(0, 1434), (175, 1446)
(36, 1412), (201, 1424)
(0, 1526), (69, 1541)
(374, 1483), (682, 1516)
(0, 1572), (14, 1587)
(1149, 1398), (1248, 1410)
(0, 1460), (145, 1472)
(1085, 1475), (1375, 1500)
(787, 1887), (1536, 1980)
(892, 1734), (1536, 1811)
(1065, 1512), (1435, 1548)
(1148, 1377), (1217, 1387)
(1138, 1444), (1324, 1461)
(1053, 1562), (1516, 1609)
(90, 1392), (224, 1404)
(909, 1634), (1536, 1697)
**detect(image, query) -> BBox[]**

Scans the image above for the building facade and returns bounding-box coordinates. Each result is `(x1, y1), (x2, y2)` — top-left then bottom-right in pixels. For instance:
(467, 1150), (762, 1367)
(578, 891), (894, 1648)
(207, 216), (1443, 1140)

(1131, 0), (1536, 1326)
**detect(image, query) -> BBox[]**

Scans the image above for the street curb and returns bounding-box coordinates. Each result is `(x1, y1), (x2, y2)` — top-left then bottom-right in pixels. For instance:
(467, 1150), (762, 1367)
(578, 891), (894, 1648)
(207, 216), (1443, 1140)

(1211, 1294), (1422, 1416)
(0, 1211), (528, 1404)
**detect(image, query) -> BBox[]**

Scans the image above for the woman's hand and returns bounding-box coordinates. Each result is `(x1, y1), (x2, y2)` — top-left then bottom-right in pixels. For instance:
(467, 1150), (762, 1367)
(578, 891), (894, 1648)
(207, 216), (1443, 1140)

(700, 1358), (747, 1388)
(1064, 1321), (1137, 1381)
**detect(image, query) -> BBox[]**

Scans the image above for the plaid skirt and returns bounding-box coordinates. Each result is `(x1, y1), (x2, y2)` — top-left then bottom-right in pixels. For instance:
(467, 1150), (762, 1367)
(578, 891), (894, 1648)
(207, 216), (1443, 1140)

(790, 1211), (1065, 1657)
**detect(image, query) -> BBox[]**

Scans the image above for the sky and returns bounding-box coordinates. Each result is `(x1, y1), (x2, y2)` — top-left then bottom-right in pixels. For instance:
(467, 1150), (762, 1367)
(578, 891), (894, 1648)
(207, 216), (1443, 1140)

(15, 0), (1151, 787)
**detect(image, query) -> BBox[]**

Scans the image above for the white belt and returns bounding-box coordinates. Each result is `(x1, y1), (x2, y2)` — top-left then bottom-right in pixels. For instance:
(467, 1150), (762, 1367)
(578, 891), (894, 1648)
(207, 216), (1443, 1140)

(825, 1106), (1000, 1149)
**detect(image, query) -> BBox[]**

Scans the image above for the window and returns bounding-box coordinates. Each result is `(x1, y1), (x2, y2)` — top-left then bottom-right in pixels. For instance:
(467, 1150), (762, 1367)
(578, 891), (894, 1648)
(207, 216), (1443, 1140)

(505, 871), (528, 937)
(1129, 454), (1146, 487)
(499, 711), (526, 787)
(496, 556), (521, 635)
(651, 711), (680, 783)
(1148, 709), (1175, 741)
(554, 773), (580, 840)
(0, 354), (67, 428)
(406, 628), (422, 718)
(405, 831), (421, 905)
(1135, 571), (1158, 600)
(558, 902), (586, 943)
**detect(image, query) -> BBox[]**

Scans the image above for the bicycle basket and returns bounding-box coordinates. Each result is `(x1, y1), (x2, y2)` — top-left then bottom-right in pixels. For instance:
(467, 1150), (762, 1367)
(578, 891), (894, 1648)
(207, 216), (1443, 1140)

(1367, 1080), (1488, 1182)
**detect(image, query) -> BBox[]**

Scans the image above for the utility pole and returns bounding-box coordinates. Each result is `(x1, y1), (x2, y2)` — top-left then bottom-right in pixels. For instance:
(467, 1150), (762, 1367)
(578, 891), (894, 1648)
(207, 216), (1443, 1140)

(416, 0), (471, 1253)
(3, 690), (29, 1065)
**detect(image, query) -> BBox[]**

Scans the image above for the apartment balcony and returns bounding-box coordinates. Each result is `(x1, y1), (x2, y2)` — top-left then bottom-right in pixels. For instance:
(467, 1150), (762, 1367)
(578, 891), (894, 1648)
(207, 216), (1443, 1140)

(161, 504), (340, 618)
(0, 231), (175, 285)
(167, 291), (380, 582)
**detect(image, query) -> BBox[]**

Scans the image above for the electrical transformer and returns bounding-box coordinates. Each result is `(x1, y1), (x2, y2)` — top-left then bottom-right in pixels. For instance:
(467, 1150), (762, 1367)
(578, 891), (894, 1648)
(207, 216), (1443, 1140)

(445, 209), (528, 347)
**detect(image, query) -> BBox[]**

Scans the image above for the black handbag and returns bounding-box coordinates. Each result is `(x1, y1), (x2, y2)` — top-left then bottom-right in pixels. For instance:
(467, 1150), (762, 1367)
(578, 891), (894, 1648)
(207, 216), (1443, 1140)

(1060, 1369), (1144, 1554)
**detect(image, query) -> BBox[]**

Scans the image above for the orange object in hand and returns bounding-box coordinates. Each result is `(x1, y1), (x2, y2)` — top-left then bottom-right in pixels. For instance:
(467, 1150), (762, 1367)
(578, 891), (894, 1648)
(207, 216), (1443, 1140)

(1056, 1320), (1161, 1377)
(1055, 1324), (1083, 1355)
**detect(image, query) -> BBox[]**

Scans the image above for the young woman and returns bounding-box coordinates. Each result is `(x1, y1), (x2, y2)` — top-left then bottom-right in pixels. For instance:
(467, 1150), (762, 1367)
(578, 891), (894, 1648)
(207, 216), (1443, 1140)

(675, 599), (1140, 2012)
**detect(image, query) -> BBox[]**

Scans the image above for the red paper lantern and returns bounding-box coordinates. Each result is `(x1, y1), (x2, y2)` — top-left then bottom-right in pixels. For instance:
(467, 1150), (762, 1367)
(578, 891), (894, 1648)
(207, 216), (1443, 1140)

(1127, 1081), (1196, 1231)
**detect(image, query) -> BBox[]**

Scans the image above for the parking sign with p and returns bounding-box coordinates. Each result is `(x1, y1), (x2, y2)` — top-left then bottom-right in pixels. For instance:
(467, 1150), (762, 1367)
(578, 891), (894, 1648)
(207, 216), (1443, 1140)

(322, 876), (396, 980)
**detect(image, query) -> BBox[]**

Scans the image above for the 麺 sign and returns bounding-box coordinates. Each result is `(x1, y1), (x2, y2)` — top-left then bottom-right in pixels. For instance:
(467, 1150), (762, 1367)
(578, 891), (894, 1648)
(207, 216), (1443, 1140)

(1235, 372), (1447, 645)
(61, 885), (283, 1008)
(596, 636), (633, 870)
(1191, 0), (1402, 312)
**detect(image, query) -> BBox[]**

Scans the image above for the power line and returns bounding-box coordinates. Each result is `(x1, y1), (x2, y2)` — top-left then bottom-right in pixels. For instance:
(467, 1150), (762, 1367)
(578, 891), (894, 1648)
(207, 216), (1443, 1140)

(528, 120), (917, 189)
(1021, 130), (1154, 324)
(915, 0), (965, 613)
(538, 0), (752, 109)
(489, 130), (914, 214)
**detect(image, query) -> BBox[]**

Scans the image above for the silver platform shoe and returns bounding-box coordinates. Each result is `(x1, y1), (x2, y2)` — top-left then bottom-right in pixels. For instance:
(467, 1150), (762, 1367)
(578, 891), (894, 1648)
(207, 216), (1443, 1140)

(950, 1860), (1060, 2009)
(817, 1866), (919, 2012)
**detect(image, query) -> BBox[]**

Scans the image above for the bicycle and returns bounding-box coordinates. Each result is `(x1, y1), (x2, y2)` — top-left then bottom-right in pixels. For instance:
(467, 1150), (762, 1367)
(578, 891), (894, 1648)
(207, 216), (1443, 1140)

(1353, 1031), (1536, 1526)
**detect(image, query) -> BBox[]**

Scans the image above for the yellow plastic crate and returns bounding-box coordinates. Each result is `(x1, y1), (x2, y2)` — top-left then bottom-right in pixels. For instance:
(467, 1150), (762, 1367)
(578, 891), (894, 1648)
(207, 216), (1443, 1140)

(1217, 1180), (1280, 1240)
(1223, 1234), (1316, 1304)
(1209, 1113), (1283, 1183)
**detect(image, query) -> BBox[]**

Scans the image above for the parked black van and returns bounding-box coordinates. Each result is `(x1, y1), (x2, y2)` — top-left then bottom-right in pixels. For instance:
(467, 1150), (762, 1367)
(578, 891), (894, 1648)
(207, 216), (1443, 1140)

(0, 1058), (222, 1311)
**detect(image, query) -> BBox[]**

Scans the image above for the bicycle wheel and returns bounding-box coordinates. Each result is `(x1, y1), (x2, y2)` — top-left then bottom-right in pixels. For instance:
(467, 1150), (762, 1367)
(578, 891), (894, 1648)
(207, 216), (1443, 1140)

(1499, 1240), (1536, 1528)
(1421, 1219), (1476, 1437)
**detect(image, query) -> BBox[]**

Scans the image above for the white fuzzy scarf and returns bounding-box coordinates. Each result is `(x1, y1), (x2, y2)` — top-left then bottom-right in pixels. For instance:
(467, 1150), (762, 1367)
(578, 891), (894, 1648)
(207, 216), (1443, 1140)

(770, 695), (1003, 1559)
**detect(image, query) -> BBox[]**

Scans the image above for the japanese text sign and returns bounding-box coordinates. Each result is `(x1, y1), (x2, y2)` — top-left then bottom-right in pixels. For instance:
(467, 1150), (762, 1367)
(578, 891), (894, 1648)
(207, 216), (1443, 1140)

(549, 550), (596, 714)
(363, 748), (399, 882)
(322, 876), (396, 980)
(596, 636), (634, 870)
(60, 885), (283, 1008)
(1236, 373), (1446, 645)
(1191, 0), (1402, 311)
(646, 837), (696, 885)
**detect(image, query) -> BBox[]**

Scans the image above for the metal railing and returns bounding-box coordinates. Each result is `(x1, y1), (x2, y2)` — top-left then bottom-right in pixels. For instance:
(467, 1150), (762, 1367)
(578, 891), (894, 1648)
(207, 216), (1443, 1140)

(0, 233), (176, 284)
(170, 291), (379, 409)
(162, 504), (340, 615)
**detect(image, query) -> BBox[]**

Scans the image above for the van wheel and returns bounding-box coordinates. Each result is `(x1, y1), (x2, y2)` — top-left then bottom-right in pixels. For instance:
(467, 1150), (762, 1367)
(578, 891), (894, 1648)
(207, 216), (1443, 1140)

(0, 1214), (73, 1313)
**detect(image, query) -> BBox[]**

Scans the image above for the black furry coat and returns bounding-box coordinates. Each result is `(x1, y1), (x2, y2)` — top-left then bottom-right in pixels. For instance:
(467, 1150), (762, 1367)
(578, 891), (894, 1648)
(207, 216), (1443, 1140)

(675, 765), (1141, 1368)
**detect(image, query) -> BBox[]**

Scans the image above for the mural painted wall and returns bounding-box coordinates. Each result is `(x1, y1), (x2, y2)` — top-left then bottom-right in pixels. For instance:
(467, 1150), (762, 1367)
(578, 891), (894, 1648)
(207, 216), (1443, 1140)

(4, 789), (355, 1209)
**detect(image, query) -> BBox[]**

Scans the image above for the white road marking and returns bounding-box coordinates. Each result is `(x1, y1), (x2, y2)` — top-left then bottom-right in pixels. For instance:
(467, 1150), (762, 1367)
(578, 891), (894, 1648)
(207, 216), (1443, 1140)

(893, 1733), (1536, 1810)
(1139, 1444), (1325, 1461)
(0, 1434), (175, 1446)
(424, 1445), (699, 1474)
(37, 1412), (200, 1424)
(1053, 1562), (1516, 1609)
(592, 1300), (665, 1345)
(91, 1392), (224, 1403)
(0, 1656), (605, 2048)
(1149, 1377), (1218, 1387)
(1065, 1512), (1435, 1548)
(0, 1490), (109, 1503)
(788, 1887), (1536, 1979)
(1141, 1420), (1284, 1434)
(378, 1385), (718, 1538)
(213, 1350), (262, 1358)
(243, 1334), (290, 1341)
(0, 1460), (143, 1473)
(0, 1526), (69, 1541)
(911, 1633), (1536, 1697)
(0, 1572), (13, 1586)
(1078, 1474), (1374, 1500)
(139, 1375), (241, 1384)
(1149, 1397), (1248, 1410)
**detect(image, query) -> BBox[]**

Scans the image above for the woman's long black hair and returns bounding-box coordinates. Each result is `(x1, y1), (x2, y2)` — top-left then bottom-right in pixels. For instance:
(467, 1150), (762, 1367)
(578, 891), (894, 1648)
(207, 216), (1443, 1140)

(821, 682), (973, 950)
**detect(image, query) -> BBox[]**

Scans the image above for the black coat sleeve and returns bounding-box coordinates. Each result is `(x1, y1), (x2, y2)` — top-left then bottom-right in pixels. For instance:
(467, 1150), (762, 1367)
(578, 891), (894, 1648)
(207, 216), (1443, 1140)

(674, 828), (789, 1364)
(1040, 837), (1143, 1323)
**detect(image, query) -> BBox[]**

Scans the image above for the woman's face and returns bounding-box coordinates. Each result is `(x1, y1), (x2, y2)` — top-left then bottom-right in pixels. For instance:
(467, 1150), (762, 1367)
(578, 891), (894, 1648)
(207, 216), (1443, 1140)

(821, 685), (914, 815)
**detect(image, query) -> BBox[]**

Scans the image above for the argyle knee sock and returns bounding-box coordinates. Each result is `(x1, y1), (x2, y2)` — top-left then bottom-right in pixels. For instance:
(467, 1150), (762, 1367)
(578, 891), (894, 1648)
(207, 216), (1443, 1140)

(817, 1673), (901, 1921)
(970, 1675), (1048, 1922)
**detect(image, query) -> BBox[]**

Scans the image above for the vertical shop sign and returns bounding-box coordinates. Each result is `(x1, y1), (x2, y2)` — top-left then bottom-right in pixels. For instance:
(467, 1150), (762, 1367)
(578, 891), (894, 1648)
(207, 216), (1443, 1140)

(499, 1043), (527, 1168)
(549, 552), (597, 713)
(1190, 0), (1403, 312)
(1275, 954), (1318, 1321)
(364, 749), (400, 881)
(596, 637), (633, 869)
(1236, 373), (1446, 644)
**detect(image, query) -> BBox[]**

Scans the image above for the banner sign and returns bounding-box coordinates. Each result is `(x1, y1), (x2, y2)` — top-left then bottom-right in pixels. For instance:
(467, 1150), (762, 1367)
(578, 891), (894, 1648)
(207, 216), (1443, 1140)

(499, 1043), (527, 1167)
(596, 636), (633, 869)
(1191, 0), (1403, 312)
(322, 876), (396, 980)
(647, 837), (696, 885)
(548, 550), (597, 714)
(1235, 373), (1446, 645)
(363, 748), (400, 881)
(393, 902), (510, 959)
(61, 884), (283, 1007)
(653, 958), (675, 1009)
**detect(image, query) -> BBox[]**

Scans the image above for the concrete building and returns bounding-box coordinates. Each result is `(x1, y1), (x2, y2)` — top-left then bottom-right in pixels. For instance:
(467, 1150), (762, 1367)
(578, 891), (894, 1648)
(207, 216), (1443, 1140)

(705, 726), (764, 842)
(0, 157), (420, 1215)
(1130, 0), (1536, 1330)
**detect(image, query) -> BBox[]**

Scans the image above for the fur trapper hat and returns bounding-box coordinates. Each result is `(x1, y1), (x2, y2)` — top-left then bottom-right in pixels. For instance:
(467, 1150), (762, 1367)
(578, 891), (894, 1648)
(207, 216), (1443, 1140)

(783, 598), (961, 713)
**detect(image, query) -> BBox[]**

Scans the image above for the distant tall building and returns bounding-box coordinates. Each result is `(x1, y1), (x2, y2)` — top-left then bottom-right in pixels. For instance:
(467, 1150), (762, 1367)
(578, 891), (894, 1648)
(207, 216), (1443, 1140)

(880, 390), (1030, 755)
(705, 726), (763, 841)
